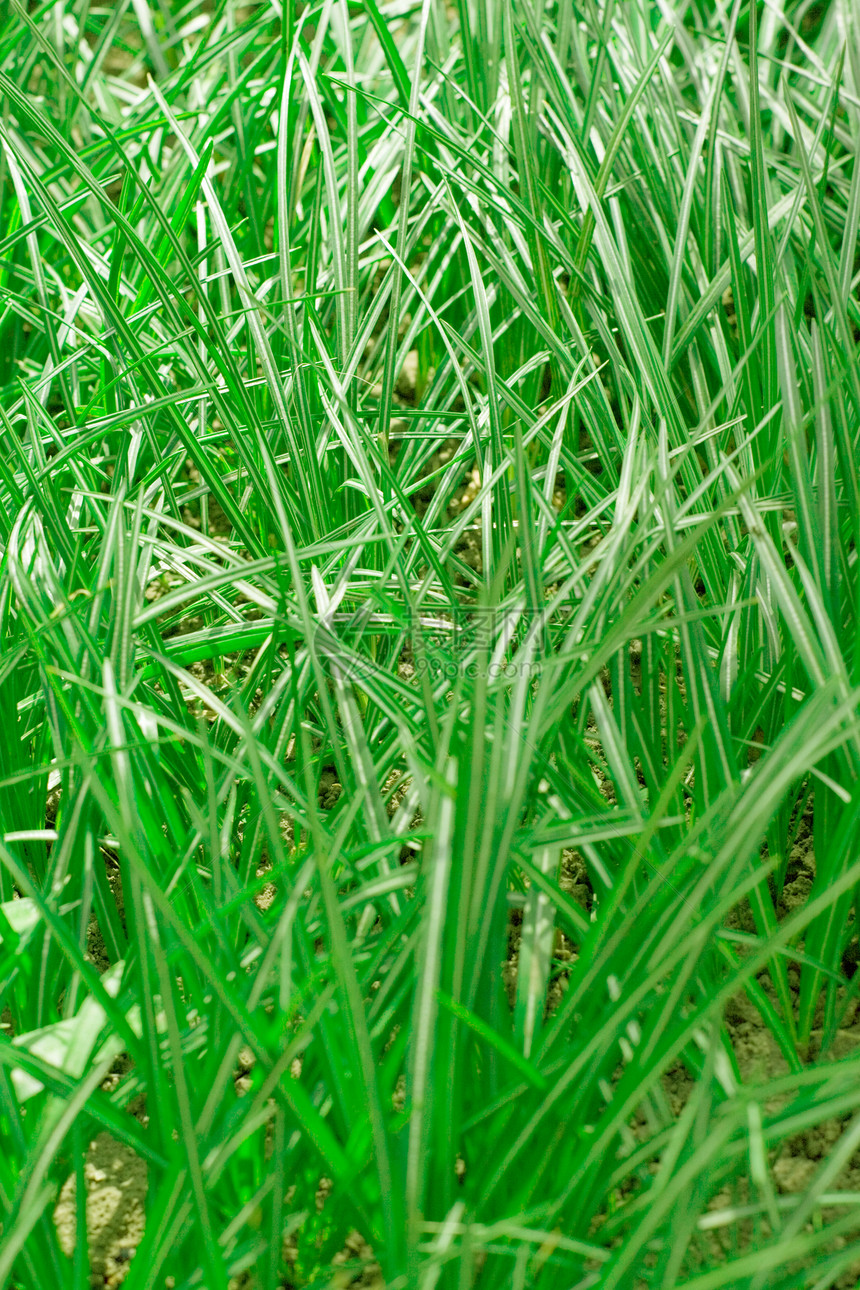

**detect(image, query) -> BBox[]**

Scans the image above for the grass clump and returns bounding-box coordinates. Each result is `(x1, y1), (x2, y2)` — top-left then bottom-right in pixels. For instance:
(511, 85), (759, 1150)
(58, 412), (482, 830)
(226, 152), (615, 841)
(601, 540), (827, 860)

(2, 0), (860, 1287)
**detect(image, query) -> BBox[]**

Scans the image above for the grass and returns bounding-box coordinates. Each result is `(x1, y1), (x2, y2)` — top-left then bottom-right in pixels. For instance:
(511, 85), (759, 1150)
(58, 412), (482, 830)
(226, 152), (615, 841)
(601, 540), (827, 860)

(1, 0), (860, 1285)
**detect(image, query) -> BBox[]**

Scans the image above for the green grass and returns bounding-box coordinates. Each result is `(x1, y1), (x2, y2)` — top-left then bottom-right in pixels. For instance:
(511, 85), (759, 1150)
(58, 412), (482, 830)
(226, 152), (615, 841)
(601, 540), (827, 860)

(2, 0), (860, 1286)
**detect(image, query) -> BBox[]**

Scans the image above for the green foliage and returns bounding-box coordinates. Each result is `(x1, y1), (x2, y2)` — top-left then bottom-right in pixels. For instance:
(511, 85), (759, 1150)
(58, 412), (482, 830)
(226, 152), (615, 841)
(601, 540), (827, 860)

(1, 0), (860, 1286)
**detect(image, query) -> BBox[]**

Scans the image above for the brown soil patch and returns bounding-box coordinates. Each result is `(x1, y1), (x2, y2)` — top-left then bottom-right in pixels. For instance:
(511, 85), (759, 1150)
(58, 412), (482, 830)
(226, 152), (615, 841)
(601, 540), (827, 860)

(54, 1134), (147, 1287)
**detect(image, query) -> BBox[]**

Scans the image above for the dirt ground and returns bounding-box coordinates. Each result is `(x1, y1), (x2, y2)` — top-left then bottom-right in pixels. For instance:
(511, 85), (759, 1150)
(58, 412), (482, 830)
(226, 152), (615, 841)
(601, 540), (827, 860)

(54, 809), (860, 1289)
(38, 540), (860, 1289)
(54, 1134), (147, 1288)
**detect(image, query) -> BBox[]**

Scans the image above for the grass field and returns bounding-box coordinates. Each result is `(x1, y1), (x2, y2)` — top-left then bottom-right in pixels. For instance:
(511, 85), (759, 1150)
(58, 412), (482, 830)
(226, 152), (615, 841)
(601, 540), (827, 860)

(2, 0), (860, 1286)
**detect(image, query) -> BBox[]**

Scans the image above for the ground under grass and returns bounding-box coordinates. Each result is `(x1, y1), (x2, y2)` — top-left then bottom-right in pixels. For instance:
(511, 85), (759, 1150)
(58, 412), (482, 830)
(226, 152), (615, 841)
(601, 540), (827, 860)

(2, 0), (860, 1287)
